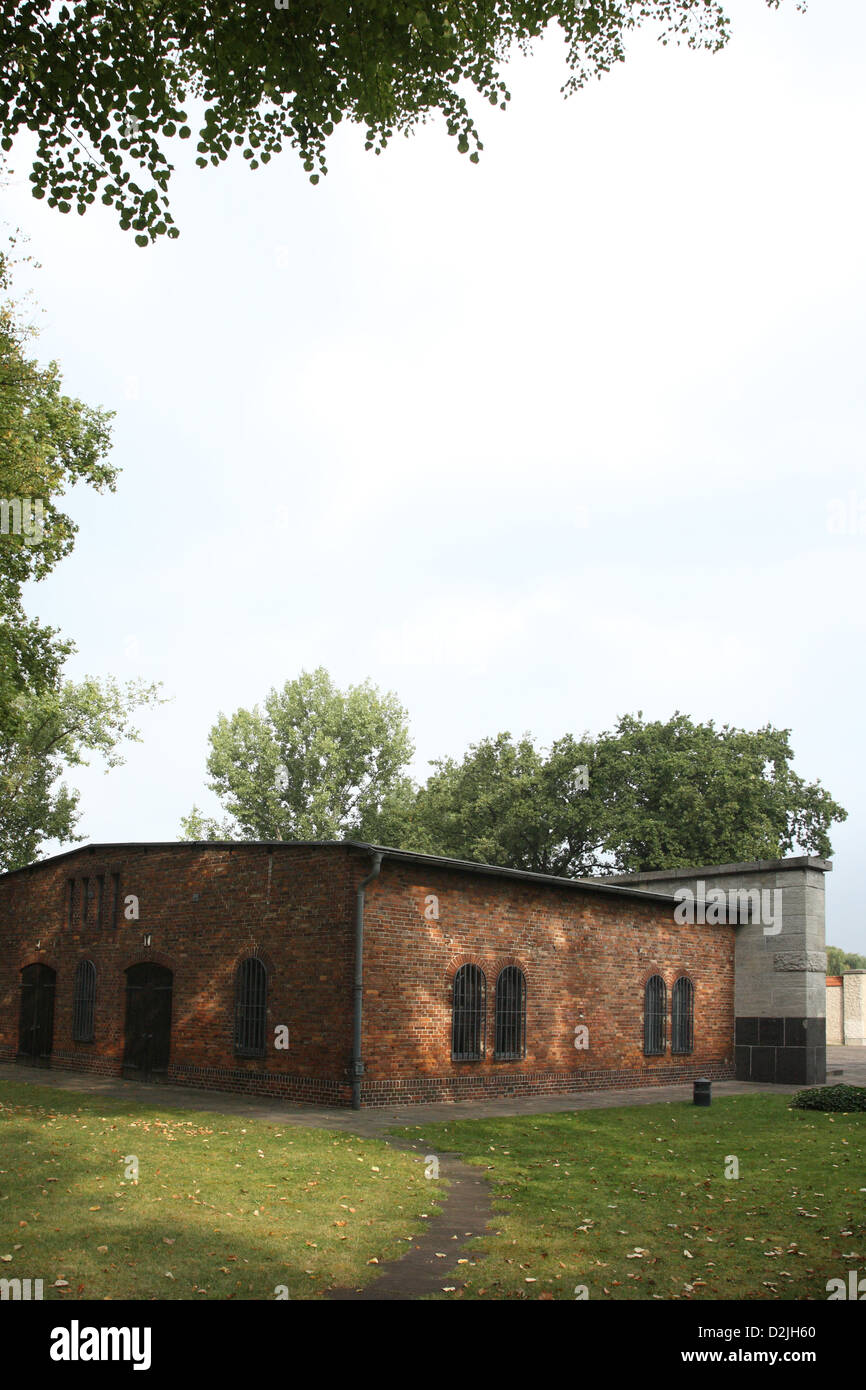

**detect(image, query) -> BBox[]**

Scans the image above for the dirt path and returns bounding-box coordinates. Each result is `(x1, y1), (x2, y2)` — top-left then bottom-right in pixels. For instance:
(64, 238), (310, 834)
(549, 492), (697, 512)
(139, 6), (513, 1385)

(326, 1135), (491, 1300)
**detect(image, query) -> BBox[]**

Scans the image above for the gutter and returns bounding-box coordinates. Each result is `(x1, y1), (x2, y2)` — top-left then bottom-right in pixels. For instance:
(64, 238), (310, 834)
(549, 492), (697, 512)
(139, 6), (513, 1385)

(351, 849), (383, 1110)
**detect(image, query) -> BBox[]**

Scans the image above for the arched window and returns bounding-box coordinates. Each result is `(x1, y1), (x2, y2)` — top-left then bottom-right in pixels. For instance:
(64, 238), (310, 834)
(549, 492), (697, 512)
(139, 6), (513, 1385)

(451, 964), (486, 1061)
(494, 967), (526, 1060)
(672, 976), (694, 1054)
(72, 960), (96, 1042)
(234, 957), (268, 1058)
(644, 975), (666, 1056)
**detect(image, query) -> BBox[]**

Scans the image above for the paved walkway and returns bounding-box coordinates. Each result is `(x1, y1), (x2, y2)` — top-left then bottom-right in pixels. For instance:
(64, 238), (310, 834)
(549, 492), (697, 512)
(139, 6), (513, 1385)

(825, 1045), (866, 1085)
(326, 1136), (492, 1300)
(3, 1050), (861, 1301)
(1, 1049), (861, 1135)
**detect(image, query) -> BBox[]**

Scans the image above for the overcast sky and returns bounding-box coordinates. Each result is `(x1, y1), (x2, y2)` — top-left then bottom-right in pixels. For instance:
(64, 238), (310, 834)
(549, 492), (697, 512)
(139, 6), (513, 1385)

(6, 0), (864, 952)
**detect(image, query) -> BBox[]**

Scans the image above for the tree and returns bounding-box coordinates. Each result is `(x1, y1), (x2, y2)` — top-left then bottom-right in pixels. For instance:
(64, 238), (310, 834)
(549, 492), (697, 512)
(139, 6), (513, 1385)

(592, 712), (846, 873)
(0, 675), (164, 870)
(400, 713), (847, 875)
(405, 730), (602, 874)
(0, 241), (165, 870)
(180, 666), (414, 841)
(826, 945), (866, 975)
(0, 245), (116, 705)
(0, 1), (794, 243)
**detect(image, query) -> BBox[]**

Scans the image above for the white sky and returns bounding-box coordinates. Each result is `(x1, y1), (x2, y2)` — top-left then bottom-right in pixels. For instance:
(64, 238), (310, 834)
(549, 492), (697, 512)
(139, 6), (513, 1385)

(6, 0), (864, 952)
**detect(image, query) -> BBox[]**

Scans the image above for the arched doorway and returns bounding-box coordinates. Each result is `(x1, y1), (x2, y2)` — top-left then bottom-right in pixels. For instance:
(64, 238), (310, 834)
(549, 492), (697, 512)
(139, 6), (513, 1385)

(123, 963), (173, 1082)
(17, 964), (56, 1066)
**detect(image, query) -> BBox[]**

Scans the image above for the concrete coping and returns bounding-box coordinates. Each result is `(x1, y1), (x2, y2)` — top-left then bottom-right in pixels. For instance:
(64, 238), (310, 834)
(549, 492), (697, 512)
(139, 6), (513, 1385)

(609, 856), (832, 884)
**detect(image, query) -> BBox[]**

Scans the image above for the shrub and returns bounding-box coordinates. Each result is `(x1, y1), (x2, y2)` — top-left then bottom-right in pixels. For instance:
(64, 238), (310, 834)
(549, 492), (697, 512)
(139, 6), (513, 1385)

(790, 1084), (866, 1112)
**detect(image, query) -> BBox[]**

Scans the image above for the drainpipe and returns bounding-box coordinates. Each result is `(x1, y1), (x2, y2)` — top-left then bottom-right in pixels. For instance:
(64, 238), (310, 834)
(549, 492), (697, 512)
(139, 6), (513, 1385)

(351, 850), (383, 1111)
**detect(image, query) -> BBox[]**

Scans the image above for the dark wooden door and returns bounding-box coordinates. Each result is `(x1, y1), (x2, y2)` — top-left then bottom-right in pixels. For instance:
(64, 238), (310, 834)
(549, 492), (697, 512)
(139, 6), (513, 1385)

(17, 964), (56, 1065)
(123, 964), (173, 1081)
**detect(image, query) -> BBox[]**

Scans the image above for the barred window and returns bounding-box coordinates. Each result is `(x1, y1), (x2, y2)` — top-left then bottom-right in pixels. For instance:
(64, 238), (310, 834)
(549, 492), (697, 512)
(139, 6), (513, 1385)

(72, 960), (96, 1042)
(451, 964), (486, 1061)
(66, 878), (76, 929)
(672, 976), (694, 1054)
(494, 967), (526, 1060)
(644, 975), (666, 1056)
(234, 957), (267, 1058)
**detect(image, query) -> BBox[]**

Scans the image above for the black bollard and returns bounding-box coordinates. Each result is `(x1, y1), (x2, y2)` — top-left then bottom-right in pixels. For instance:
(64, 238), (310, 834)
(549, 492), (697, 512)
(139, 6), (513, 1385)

(693, 1077), (712, 1107)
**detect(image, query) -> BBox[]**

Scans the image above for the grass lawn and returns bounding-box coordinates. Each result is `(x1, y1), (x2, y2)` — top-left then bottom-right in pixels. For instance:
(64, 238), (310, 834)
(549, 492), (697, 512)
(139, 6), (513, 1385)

(0, 1081), (441, 1300)
(399, 1094), (866, 1301)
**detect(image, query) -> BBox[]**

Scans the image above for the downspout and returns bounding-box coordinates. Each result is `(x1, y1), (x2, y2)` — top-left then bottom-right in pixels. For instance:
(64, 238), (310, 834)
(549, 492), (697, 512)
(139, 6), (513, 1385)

(351, 850), (383, 1111)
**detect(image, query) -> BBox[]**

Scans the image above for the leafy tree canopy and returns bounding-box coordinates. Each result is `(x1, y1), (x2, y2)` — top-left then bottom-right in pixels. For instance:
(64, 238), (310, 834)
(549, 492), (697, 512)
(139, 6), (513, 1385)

(406, 729), (601, 874)
(0, 243), (165, 871)
(0, 1), (795, 242)
(399, 711), (846, 874)
(183, 690), (845, 878)
(0, 675), (165, 870)
(0, 245), (116, 706)
(180, 666), (414, 842)
(826, 945), (866, 975)
(589, 711), (845, 873)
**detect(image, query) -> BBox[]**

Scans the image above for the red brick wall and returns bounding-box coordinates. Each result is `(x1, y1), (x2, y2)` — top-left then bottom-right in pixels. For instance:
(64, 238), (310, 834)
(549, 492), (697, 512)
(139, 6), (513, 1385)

(360, 860), (735, 1104)
(0, 844), (356, 1105)
(0, 844), (736, 1108)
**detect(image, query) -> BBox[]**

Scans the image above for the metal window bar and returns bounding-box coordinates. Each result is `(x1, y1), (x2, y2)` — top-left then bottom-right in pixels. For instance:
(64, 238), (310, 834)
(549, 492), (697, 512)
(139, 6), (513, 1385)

(234, 958), (267, 1058)
(644, 975), (666, 1056)
(494, 967), (526, 1060)
(451, 964), (486, 1061)
(671, 977), (694, 1054)
(72, 960), (96, 1042)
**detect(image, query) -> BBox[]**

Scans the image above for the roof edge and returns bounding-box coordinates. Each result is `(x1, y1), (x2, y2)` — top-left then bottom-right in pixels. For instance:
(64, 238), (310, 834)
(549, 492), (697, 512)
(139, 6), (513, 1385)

(0, 838), (690, 906)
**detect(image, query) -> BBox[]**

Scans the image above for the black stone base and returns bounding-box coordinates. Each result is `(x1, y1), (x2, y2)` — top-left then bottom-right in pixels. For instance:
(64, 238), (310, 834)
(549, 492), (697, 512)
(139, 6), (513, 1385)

(735, 1016), (826, 1085)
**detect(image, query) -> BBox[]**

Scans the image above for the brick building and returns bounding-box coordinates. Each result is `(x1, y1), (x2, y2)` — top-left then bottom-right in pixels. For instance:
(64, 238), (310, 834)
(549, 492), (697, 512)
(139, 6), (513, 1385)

(0, 842), (829, 1108)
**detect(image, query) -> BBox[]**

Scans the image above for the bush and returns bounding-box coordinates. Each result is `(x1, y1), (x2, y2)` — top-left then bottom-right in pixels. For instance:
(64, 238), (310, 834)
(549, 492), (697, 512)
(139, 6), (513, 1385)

(790, 1084), (866, 1112)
